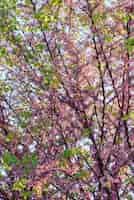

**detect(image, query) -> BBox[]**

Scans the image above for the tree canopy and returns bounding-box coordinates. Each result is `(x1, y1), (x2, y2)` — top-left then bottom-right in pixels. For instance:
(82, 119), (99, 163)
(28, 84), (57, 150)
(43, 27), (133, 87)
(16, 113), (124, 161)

(0, 0), (134, 199)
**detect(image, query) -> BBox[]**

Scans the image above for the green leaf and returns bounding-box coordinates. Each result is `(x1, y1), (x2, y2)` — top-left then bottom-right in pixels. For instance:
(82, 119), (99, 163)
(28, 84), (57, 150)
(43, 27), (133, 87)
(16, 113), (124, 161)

(20, 121), (28, 128)
(35, 44), (45, 51)
(3, 151), (19, 165)
(22, 153), (38, 167)
(13, 178), (27, 191)
(23, 167), (31, 175)
(74, 170), (88, 178)
(122, 111), (134, 121)
(92, 13), (105, 24)
(125, 38), (134, 53)
(15, 34), (22, 42)
(105, 35), (113, 42)
(22, 154), (30, 165)
(31, 153), (38, 167)
(63, 149), (74, 158)
(83, 128), (92, 136)
(22, 191), (32, 200)
(122, 15), (130, 23)
(124, 177), (134, 185)
(63, 148), (80, 159)
(6, 133), (15, 142)
(21, 153), (38, 175)
(19, 111), (31, 128)
(0, 48), (7, 57)
(50, 0), (62, 6)
(24, 0), (31, 5)
(20, 111), (32, 120)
